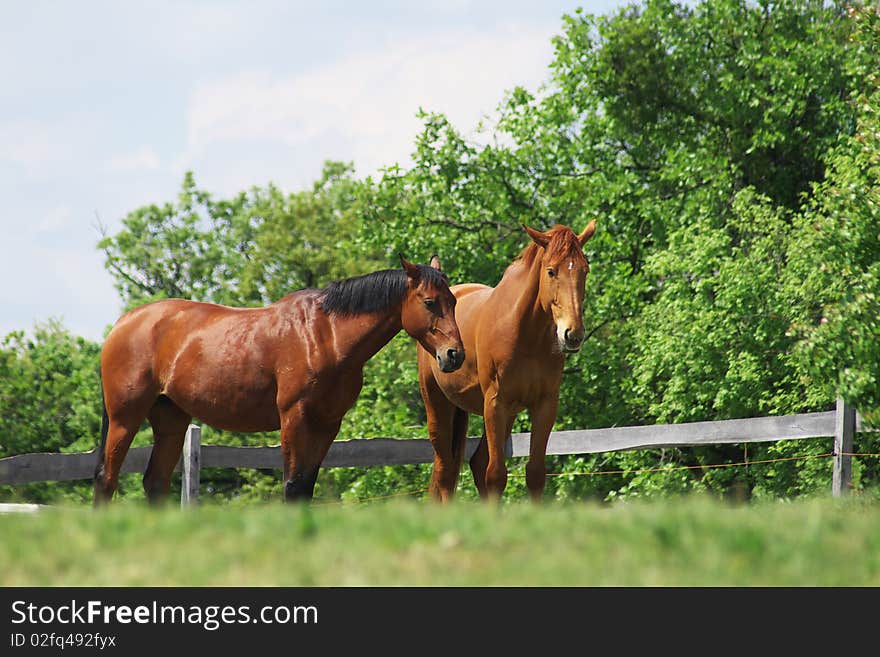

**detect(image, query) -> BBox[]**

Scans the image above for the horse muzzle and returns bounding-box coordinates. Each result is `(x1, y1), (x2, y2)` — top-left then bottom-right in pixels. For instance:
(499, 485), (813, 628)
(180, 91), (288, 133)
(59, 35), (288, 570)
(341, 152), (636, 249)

(437, 347), (465, 373)
(559, 326), (584, 353)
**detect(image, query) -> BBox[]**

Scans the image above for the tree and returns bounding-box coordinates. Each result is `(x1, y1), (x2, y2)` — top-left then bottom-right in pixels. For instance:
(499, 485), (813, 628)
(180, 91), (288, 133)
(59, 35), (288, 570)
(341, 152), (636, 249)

(99, 161), (381, 311)
(786, 5), (880, 423)
(0, 322), (102, 503)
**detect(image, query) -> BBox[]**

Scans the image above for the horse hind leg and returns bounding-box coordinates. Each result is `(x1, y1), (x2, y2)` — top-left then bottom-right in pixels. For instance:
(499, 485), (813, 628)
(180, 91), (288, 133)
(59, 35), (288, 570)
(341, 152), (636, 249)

(143, 396), (192, 505)
(449, 407), (469, 491)
(94, 408), (149, 507)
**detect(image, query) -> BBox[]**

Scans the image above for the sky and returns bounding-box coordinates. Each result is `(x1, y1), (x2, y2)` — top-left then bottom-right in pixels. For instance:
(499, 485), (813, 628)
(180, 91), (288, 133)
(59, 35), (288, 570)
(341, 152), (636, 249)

(1, 0), (630, 342)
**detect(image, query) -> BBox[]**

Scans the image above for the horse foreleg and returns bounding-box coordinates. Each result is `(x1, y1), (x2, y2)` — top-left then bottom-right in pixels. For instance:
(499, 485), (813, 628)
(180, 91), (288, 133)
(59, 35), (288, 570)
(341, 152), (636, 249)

(421, 368), (462, 503)
(526, 397), (559, 502)
(280, 408), (338, 503)
(483, 393), (514, 502)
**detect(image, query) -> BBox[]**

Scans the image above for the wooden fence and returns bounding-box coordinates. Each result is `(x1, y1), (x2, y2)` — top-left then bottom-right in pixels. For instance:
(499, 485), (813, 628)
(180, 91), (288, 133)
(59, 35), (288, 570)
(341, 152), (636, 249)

(0, 398), (868, 506)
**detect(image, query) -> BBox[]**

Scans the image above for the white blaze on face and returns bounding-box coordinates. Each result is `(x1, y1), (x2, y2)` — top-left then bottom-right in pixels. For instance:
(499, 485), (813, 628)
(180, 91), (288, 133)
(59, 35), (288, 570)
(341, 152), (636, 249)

(568, 260), (573, 271)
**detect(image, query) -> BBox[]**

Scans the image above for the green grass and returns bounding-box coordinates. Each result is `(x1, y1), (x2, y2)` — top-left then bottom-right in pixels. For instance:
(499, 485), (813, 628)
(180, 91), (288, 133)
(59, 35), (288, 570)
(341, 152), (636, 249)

(1, 496), (879, 586)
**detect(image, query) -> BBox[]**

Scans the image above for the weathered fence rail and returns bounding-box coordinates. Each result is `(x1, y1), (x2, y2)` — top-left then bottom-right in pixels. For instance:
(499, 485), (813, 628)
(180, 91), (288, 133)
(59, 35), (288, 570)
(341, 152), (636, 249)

(0, 400), (868, 506)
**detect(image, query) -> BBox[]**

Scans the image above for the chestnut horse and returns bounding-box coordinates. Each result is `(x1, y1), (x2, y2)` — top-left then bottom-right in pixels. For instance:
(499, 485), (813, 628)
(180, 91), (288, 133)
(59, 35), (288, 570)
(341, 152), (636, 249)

(94, 256), (464, 505)
(417, 222), (596, 502)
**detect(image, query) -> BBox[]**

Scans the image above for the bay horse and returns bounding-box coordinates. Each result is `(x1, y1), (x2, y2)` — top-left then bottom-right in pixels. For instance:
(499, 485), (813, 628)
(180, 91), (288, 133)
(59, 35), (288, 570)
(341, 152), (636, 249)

(417, 222), (596, 502)
(94, 256), (464, 505)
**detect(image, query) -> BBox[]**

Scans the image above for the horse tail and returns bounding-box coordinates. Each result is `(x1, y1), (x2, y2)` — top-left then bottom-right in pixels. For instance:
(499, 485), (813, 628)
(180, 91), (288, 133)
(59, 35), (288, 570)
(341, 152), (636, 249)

(93, 389), (109, 483)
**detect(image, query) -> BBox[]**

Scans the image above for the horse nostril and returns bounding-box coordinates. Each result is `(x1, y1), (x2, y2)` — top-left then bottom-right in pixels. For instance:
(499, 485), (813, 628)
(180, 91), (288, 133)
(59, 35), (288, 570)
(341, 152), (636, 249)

(564, 328), (584, 347)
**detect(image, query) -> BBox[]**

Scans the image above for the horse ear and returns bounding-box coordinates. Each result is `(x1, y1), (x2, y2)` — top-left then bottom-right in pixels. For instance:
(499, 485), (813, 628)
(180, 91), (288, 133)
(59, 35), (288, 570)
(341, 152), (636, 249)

(428, 254), (442, 271)
(399, 254), (421, 282)
(523, 224), (550, 247)
(578, 219), (597, 246)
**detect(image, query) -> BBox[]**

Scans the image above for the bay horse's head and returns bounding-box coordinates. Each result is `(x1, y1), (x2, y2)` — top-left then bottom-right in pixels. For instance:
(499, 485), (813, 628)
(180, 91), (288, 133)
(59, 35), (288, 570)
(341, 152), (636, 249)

(399, 255), (465, 372)
(522, 220), (597, 353)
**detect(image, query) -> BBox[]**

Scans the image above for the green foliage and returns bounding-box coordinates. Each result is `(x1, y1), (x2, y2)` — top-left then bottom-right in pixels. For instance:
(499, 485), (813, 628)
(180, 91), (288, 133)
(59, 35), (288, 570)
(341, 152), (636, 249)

(0, 321), (101, 503)
(785, 5), (880, 422)
(0, 321), (100, 457)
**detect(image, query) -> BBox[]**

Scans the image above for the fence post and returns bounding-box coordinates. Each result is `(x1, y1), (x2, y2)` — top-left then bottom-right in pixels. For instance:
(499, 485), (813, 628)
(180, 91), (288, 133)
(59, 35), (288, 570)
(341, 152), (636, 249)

(181, 424), (201, 507)
(832, 397), (855, 497)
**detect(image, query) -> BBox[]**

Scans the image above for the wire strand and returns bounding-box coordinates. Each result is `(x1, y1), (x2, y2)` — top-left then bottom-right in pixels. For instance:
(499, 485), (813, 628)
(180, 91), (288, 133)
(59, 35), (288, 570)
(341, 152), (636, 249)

(316, 487), (428, 506)
(508, 451), (880, 479)
(315, 452), (880, 504)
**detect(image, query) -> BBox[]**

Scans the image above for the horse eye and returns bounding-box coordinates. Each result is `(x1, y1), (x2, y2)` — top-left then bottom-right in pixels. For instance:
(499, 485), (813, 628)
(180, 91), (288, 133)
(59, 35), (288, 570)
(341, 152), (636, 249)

(547, 268), (556, 278)
(423, 299), (436, 308)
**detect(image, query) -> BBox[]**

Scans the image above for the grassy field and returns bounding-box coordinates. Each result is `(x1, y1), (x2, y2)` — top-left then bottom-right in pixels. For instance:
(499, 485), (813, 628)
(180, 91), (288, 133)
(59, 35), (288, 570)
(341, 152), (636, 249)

(1, 495), (879, 586)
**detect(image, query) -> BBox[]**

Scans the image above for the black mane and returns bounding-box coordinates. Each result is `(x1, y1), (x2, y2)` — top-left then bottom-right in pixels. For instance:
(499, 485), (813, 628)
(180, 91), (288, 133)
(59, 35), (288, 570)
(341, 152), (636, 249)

(319, 265), (448, 316)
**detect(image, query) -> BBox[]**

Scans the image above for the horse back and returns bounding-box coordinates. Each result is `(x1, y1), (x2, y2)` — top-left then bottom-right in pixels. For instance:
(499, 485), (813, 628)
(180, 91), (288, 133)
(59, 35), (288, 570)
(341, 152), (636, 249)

(100, 297), (314, 427)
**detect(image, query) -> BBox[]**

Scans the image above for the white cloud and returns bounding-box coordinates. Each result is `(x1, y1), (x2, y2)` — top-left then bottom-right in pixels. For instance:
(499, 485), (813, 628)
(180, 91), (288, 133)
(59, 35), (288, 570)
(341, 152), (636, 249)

(0, 120), (66, 172)
(107, 146), (161, 173)
(0, 115), (103, 183)
(176, 22), (556, 186)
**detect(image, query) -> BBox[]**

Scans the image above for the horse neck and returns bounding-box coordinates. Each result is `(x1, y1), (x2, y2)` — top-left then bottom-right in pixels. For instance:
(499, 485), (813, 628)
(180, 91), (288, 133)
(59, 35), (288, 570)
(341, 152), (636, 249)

(325, 307), (403, 368)
(498, 255), (555, 342)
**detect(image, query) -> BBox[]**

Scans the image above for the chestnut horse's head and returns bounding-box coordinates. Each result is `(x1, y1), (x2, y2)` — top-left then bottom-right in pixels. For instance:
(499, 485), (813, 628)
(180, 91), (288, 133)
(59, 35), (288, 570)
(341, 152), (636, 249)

(399, 255), (465, 372)
(522, 220), (597, 353)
